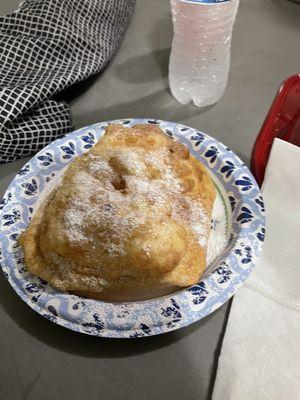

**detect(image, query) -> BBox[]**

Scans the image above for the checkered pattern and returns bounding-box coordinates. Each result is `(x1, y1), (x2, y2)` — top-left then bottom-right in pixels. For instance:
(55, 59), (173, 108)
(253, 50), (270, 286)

(0, 0), (136, 163)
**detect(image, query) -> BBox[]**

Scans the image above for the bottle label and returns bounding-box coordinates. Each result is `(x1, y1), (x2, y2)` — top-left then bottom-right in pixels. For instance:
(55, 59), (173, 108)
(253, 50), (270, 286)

(180, 0), (230, 3)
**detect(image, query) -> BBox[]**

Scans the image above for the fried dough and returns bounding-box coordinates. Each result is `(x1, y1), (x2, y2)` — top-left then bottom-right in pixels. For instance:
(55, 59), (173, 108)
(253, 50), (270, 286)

(19, 124), (216, 301)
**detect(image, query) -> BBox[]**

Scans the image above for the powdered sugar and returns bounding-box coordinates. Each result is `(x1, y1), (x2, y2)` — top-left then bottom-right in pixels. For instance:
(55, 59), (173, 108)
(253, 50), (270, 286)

(110, 150), (146, 175)
(61, 146), (209, 256)
(64, 208), (87, 243)
(171, 197), (209, 247)
(88, 154), (113, 176)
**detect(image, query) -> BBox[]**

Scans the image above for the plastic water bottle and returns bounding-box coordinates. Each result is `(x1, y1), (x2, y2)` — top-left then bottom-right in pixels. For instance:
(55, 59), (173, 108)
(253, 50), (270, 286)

(169, 0), (239, 107)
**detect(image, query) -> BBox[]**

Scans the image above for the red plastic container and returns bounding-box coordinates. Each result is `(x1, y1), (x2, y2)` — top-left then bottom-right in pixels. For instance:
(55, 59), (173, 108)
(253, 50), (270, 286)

(251, 74), (300, 186)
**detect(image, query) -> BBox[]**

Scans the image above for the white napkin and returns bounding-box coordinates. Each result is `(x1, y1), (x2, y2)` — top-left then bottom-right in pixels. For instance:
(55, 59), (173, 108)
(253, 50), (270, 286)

(212, 138), (300, 400)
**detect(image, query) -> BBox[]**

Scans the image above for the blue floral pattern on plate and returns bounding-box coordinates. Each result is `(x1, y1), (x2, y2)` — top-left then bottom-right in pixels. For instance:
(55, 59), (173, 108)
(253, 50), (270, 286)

(0, 119), (265, 338)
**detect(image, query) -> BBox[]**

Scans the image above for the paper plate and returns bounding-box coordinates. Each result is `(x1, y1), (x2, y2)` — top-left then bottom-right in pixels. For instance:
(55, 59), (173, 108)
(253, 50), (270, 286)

(0, 119), (265, 337)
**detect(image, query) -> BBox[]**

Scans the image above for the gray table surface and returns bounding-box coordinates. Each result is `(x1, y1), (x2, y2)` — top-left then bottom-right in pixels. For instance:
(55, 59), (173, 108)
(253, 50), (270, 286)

(0, 1), (299, 399)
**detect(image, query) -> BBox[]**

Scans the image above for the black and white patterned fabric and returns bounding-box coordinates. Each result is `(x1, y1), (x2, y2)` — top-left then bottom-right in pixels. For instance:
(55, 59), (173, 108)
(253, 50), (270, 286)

(0, 0), (136, 163)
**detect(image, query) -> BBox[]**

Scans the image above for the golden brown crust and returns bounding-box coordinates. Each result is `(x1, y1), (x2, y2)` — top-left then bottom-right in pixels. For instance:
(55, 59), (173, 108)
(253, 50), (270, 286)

(19, 124), (216, 301)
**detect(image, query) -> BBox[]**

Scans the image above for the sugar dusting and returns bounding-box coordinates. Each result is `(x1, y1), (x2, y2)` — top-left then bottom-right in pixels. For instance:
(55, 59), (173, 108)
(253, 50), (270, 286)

(62, 148), (209, 255)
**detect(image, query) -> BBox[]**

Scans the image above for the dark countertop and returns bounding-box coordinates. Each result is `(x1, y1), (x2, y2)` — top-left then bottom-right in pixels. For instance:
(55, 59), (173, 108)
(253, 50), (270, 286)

(0, 1), (299, 399)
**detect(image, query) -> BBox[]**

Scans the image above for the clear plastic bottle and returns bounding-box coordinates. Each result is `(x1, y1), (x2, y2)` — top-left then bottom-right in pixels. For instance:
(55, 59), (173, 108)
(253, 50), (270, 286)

(169, 0), (239, 107)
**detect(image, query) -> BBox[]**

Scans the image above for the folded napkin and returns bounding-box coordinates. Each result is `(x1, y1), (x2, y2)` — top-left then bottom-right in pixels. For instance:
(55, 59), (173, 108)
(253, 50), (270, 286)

(212, 138), (300, 399)
(0, 0), (136, 164)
